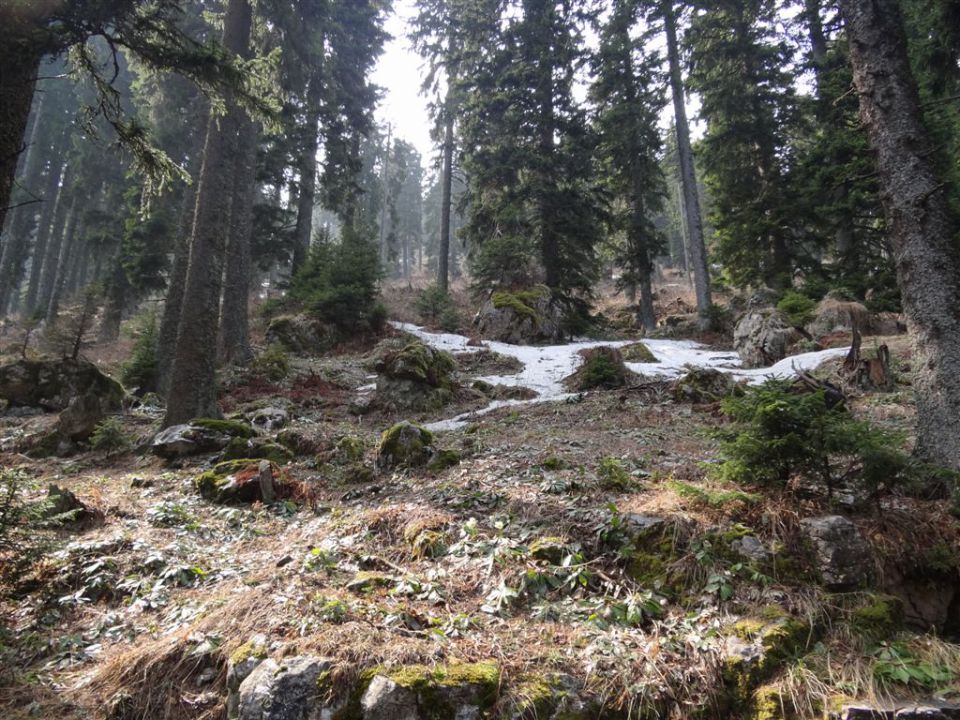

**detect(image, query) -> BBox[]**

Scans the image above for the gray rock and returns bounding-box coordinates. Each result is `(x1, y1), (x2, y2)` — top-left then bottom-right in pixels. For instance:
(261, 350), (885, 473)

(374, 341), (456, 413)
(733, 309), (801, 368)
(839, 704), (960, 720)
(731, 534), (773, 564)
(237, 655), (331, 720)
(800, 515), (872, 590)
(376, 421), (435, 471)
(226, 636), (268, 719)
(361, 675), (420, 720)
(248, 407), (289, 433)
(266, 315), (338, 355)
(152, 424), (231, 459)
(0, 357), (125, 412)
(622, 513), (666, 537)
(474, 288), (564, 344)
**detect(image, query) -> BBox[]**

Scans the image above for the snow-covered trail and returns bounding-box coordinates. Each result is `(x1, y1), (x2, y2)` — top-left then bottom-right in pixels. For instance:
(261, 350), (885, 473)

(388, 322), (849, 430)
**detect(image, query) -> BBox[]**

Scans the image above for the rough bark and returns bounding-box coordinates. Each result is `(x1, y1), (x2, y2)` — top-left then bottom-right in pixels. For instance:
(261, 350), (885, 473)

(291, 74), (322, 275)
(218, 115), (258, 366)
(164, 0), (252, 426)
(0, 91), (46, 315)
(662, 1), (712, 314)
(438, 95), (454, 292)
(840, 0), (960, 469)
(157, 166), (201, 396)
(0, 44), (42, 236)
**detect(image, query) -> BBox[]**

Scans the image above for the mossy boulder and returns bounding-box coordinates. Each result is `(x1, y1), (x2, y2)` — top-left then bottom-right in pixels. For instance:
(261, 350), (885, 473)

(359, 662), (500, 720)
(192, 417), (254, 438)
(152, 423), (232, 459)
(376, 421), (435, 471)
(0, 357), (125, 412)
(673, 367), (738, 403)
(427, 448), (461, 472)
(195, 459), (287, 503)
(374, 341), (457, 413)
(265, 313), (338, 354)
(723, 607), (812, 706)
(334, 435), (367, 463)
(621, 342), (659, 363)
(475, 285), (564, 344)
(565, 347), (633, 391)
(733, 309), (802, 368)
(221, 436), (294, 464)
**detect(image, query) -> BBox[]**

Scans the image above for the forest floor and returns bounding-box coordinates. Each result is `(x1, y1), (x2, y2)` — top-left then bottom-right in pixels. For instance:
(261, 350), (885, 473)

(0, 276), (958, 720)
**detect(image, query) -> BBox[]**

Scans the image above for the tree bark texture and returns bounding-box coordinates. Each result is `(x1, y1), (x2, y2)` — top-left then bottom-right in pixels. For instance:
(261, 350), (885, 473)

(218, 116), (258, 366)
(291, 73), (322, 275)
(0, 91), (46, 315)
(164, 0), (252, 426)
(438, 98), (454, 292)
(662, 1), (712, 314)
(0, 43), (42, 237)
(840, 0), (960, 469)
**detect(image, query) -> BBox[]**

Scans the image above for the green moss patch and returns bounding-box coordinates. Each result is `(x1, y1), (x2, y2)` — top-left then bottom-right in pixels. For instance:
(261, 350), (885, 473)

(621, 342), (658, 363)
(566, 347), (632, 391)
(192, 417), (255, 439)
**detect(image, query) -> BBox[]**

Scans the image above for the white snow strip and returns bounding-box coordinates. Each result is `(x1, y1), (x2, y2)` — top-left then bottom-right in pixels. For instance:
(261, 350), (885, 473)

(387, 321), (849, 431)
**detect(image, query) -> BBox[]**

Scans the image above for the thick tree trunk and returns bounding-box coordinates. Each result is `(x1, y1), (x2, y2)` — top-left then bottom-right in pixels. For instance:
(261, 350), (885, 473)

(98, 260), (127, 342)
(218, 116), (258, 366)
(0, 91), (46, 315)
(23, 153), (66, 315)
(291, 74), (322, 275)
(840, 0), (960, 470)
(438, 96), (454, 292)
(662, 1), (712, 314)
(164, 0), (252, 426)
(638, 275), (656, 334)
(158, 166), (201, 396)
(0, 45), (42, 236)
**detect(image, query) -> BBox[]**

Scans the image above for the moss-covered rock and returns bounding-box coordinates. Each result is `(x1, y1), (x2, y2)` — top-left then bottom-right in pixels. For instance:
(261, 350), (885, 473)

(529, 536), (569, 564)
(374, 340), (457, 413)
(221, 436), (294, 464)
(673, 367), (738, 403)
(335, 435), (367, 463)
(195, 459), (286, 504)
(566, 347), (633, 391)
(851, 593), (904, 638)
(192, 417), (255, 439)
(427, 448), (461, 471)
(378, 661), (500, 718)
(266, 313), (338, 354)
(476, 285), (565, 344)
(376, 421), (434, 471)
(343, 463), (375, 484)
(621, 342), (658, 363)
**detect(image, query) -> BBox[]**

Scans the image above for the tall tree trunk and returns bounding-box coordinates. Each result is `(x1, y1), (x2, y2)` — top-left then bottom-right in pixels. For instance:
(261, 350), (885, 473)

(378, 124), (392, 266)
(0, 45), (42, 236)
(98, 259), (128, 342)
(438, 95), (454, 292)
(37, 180), (73, 317)
(662, 1), (712, 314)
(45, 195), (80, 324)
(0, 91), (46, 315)
(164, 0), (252, 426)
(291, 74), (322, 275)
(840, 0), (960, 469)
(218, 116), (258, 365)
(23, 153), (66, 315)
(157, 164), (201, 396)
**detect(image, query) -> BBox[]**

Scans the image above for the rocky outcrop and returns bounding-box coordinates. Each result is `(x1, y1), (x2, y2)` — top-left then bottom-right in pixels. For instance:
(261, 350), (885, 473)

(266, 314), (338, 355)
(800, 515), (873, 590)
(237, 655), (332, 720)
(247, 406), (289, 433)
(376, 421), (435, 471)
(474, 286), (564, 344)
(374, 341), (456, 413)
(151, 419), (253, 459)
(733, 309), (801, 368)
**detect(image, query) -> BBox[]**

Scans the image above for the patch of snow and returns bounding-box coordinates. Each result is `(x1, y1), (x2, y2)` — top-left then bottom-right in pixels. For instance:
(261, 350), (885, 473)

(388, 322), (849, 431)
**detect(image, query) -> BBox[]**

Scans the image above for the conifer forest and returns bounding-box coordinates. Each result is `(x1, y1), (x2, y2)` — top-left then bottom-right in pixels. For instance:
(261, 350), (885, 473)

(2, 0), (960, 718)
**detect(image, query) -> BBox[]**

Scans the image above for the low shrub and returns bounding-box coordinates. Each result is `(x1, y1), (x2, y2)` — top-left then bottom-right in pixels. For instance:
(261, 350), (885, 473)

(415, 285), (460, 331)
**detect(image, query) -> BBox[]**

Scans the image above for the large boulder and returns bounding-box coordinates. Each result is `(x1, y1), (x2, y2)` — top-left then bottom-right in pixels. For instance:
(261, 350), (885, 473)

(0, 358), (125, 443)
(237, 655), (332, 720)
(673, 367), (738, 403)
(360, 663), (500, 720)
(265, 314), (338, 354)
(733, 309), (801, 368)
(152, 418), (253, 459)
(800, 515), (873, 590)
(376, 421), (435, 471)
(195, 459), (288, 504)
(474, 286), (564, 344)
(375, 341), (456, 413)
(806, 297), (871, 339)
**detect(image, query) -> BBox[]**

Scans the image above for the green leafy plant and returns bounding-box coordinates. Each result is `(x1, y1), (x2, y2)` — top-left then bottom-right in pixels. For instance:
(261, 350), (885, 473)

(597, 456), (632, 490)
(872, 641), (955, 689)
(712, 380), (912, 495)
(121, 309), (159, 393)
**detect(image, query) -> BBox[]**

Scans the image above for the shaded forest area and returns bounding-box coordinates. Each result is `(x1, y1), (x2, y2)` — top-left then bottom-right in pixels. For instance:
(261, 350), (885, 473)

(2, 0), (960, 719)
